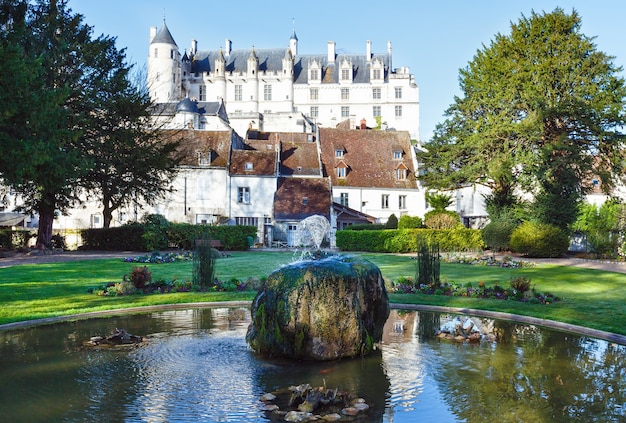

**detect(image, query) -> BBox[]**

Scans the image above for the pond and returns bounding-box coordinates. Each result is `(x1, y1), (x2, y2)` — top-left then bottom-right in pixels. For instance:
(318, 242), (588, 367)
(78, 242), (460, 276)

(0, 307), (624, 422)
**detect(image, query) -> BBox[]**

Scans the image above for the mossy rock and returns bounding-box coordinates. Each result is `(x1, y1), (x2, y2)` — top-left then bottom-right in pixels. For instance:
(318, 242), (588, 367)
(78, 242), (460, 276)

(246, 255), (389, 360)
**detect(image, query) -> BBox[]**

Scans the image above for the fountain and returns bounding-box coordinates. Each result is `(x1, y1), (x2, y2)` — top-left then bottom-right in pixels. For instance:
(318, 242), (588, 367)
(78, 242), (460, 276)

(294, 215), (331, 255)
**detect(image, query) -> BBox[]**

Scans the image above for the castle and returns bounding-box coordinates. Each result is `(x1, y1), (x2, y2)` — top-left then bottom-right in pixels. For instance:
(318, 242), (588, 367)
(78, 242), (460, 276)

(147, 22), (420, 140)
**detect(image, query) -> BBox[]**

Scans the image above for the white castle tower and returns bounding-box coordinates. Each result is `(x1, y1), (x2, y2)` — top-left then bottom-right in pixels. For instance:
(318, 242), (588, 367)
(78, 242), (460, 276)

(148, 21), (182, 103)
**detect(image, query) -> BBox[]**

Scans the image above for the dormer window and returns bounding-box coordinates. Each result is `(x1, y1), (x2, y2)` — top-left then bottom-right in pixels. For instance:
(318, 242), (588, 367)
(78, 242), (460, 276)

(245, 162), (253, 171)
(396, 163), (408, 180)
(340, 59), (353, 82)
(337, 167), (346, 178)
(393, 150), (402, 160)
(335, 148), (344, 158)
(302, 197), (308, 205)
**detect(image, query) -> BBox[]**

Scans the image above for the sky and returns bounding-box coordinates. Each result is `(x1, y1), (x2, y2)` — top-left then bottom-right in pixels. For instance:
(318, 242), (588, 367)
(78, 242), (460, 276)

(69, 0), (626, 143)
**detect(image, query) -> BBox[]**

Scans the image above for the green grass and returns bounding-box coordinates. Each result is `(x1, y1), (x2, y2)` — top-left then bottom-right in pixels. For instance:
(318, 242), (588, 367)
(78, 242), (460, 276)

(1, 251), (625, 337)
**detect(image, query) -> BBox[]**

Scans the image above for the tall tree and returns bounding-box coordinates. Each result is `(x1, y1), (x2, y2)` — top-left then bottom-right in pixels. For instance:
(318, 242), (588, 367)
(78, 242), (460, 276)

(418, 8), (626, 230)
(79, 37), (181, 228)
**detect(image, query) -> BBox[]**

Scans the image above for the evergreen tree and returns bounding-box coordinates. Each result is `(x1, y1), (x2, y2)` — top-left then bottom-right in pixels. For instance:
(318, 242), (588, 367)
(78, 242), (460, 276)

(418, 8), (626, 230)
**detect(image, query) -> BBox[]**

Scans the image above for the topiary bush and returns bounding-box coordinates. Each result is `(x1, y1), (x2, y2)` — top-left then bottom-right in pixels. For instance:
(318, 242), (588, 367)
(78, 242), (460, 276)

(385, 214), (398, 229)
(423, 211), (463, 229)
(398, 215), (423, 229)
(509, 221), (569, 258)
(482, 218), (519, 252)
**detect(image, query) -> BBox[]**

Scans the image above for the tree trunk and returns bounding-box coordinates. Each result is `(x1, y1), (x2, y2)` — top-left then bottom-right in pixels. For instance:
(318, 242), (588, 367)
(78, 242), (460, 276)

(36, 207), (55, 248)
(103, 204), (113, 228)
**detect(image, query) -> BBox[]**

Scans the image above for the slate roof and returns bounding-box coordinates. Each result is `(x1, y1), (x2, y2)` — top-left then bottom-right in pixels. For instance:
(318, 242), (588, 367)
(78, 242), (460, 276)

(273, 177), (331, 221)
(319, 128), (417, 189)
(163, 129), (232, 167)
(189, 48), (390, 84)
(151, 22), (177, 46)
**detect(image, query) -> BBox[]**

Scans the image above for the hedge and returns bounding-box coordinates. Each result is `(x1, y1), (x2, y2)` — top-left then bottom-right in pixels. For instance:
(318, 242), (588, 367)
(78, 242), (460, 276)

(81, 224), (257, 251)
(0, 229), (31, 250)
(336, 228), (485, 253)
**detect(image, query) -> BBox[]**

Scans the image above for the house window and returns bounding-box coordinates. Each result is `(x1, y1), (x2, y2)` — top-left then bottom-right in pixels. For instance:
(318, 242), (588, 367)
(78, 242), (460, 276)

(395, 105), (402, 118)
(393, 150), (402, 160)
(310, 87), (318, 100)
(341, 88), (350, 100)
(341, 68), (351, 80)
(236, 217), (258, 226)
(245, 162), (253, 171)
(372, 69), (381, 80)
(264, 84), (272, 101)
(302, 197), (308, 205)
(396, 168), (407, 180)
(310, 69), (319, 80)
(341, 106), (350, 118)
(335, 149), (344, 158)
(199, 85), (206, 101)
(399, 195), (407, 210)
(372, 87), (381, 100)
(310, 106), (318, 118)
(340, 192), (349, 207)
(373, 106), (381, 117)
(337, 167), (346, 178)
(395, 87), (402, 99)
(235, 85), (242, 101)
(381, 194), (389, 209)
(238, 187), (250, 204)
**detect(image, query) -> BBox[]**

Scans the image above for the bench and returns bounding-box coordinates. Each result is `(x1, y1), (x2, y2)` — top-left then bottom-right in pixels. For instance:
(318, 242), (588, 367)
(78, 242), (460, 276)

(195, 239), (224, 250)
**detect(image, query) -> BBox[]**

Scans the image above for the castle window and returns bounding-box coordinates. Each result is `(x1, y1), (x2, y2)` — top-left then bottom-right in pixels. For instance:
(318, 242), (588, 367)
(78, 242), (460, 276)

(235, 85), (242, 101)
(341, 68), (351, 80)
(341, 88), (350, 101)
(310, 106), (318, 118)
(395, 105), (402, 118)
(341, 106), (350, 118)
(199, 85), (205, 101)
(153, 48), (158, 58)
(372, 69), (381, 80)
(310, 69), (318, 80)
(395, 87), (402, 99)
(372, 87), (381, 100)
(170, 49), (174, 59)
(373, 106), (381, 117)
(264, 84), (272, 101)
(310, 87), (318, 101)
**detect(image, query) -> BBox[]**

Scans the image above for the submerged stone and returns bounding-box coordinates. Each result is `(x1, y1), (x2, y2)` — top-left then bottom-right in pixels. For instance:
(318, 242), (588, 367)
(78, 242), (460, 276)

(246, 255), (389, 360)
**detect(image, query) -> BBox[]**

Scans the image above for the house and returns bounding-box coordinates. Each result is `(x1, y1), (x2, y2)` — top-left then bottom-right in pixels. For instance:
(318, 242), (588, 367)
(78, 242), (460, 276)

(319, 127), (423, 226)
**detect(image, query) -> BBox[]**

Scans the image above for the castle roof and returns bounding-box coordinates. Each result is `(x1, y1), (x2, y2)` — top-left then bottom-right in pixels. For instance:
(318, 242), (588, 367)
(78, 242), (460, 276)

(151, 22), (177, 46)
(190, 48), (390, 84)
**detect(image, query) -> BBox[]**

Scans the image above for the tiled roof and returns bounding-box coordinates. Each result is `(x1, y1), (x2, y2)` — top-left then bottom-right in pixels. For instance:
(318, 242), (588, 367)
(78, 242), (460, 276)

(278, 133), (321, 176)
(162, 129), (232, 167)
(273, 177), (331, 221)
(230, 149), (276, 176)
(319, 128), (418, 189)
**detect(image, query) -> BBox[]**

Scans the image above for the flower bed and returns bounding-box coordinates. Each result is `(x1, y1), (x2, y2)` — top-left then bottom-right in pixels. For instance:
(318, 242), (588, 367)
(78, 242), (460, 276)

(442, 254), (535, 268)
(123, 251), (193, 264)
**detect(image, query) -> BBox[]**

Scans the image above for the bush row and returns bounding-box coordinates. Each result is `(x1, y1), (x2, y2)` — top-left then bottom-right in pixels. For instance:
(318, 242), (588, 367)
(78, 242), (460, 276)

(81, 223), (257, 251)
(0, 230), (31, 250)
(336, 228), (485, 253)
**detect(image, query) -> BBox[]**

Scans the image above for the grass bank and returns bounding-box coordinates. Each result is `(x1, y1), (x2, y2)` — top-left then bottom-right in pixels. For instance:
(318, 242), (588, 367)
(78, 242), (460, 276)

(0, 251), (624, 336)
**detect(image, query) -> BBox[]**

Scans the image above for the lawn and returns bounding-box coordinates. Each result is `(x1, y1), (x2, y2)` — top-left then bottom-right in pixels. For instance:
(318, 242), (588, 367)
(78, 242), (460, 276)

(1, 251), (625, 337)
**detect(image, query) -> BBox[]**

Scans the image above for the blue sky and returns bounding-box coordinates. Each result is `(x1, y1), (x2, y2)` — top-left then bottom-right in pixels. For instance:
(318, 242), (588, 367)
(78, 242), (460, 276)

(70, 1), (626, 143)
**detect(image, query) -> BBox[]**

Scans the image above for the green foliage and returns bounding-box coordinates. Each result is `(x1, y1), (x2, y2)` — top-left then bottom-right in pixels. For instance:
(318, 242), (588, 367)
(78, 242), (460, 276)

(81, 225), (145, 250)
(0, 230), (30, 250)
(385, 214), (398, 229)
(572, 201), (625, 258)
(425, 192), (454, 211)
(141, 214), (170, 251)
(482, 217), (519, 252)
(423, 210), (462, 229)
(509, 221), (569, 258)
(193, 238), (216, 287)
(510, 276), (532, 294)
(398, 215), (423, 229)
(336, 228), (485, 253)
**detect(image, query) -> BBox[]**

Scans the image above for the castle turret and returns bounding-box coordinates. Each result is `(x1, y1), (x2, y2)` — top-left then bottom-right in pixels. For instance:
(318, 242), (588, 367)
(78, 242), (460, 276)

(247, 47), (259, 112)
(289, 29), (298, 57)
(147, 21), (181, 103)
(214, 48), (226, 101)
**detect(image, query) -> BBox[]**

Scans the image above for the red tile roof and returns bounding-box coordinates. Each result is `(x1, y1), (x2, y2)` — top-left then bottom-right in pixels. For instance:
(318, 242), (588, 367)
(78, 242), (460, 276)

(273, 177), (331, 221)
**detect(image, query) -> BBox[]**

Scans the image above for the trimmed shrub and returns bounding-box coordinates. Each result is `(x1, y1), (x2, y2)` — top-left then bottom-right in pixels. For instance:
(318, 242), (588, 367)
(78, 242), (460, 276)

(81, 225), (145, 250)
(423, 210), (463, 229)
(482, 218), (518, 252)
(385, 214), (398, 229)
(398, 215), (423, 229)
(509, 221), (569, 258)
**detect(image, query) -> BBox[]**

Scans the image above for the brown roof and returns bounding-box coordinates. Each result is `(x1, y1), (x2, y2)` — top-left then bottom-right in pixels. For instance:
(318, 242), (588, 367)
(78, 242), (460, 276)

(163, 129), (233, 167)
(230, 149), (276, 176)
(274, 177), (331, 221)
(279, 134), (321, 176)
(319, 128), (418, 189)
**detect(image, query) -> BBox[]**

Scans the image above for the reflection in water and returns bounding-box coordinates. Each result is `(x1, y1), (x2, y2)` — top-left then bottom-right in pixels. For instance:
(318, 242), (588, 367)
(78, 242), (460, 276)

(0, 308), (624, 422)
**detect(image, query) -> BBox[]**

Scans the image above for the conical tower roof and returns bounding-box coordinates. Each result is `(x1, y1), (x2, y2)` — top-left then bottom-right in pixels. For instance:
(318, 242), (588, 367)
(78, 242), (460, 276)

(151, 21), (178, 47)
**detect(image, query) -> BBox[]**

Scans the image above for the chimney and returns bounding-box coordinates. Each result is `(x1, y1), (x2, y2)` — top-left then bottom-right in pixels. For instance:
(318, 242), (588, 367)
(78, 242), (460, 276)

(225, 38), (232, 56)
(387, 41), (393, 71)
(190, 39), (197, 55)
(150, 26), (157, 43)
(366, 40), (372, 61)
(328, 41), (336, 63)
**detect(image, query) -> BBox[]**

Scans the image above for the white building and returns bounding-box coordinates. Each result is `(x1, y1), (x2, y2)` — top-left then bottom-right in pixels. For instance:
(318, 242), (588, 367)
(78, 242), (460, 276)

(148, 22), (420, 140)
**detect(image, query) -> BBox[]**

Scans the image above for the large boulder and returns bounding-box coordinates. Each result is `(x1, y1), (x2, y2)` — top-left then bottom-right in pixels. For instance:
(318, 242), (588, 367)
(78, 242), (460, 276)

(246, 255), (389, 360)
